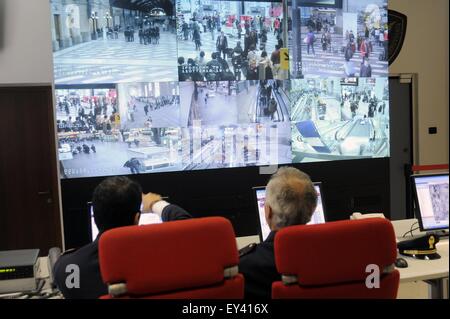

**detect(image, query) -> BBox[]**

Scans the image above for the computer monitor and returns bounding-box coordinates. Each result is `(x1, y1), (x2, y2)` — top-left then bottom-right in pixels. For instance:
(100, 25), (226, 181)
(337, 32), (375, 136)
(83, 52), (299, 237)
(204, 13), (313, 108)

(253, 182), (327, 242)
(411, 173), (449, 232)
(87, 202), (162, 242)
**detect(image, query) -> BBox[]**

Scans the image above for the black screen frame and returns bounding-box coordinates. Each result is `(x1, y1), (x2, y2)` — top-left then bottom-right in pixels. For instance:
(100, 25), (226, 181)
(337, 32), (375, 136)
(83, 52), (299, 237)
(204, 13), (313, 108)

(295, 0), (343, 8)
(61, 158), (390, 249)
(410, 173), (449, 232)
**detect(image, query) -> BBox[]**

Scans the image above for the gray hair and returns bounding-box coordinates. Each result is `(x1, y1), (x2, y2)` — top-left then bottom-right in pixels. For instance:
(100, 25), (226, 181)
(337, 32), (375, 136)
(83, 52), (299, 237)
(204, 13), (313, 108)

(266, 167), (318, 229)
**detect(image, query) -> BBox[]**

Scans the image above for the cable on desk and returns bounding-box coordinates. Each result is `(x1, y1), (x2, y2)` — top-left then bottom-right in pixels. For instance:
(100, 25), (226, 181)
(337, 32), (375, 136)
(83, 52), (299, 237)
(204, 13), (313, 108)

(402, 221), (419, 238)
(33, 279), (46, 294)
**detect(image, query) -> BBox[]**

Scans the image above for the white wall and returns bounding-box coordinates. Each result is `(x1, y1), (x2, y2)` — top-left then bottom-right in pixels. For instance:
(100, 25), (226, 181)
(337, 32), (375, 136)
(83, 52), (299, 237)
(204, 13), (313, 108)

(0, 0), (53, 84)
(389, 0), (449, 165)
(0, 0), (62, 246)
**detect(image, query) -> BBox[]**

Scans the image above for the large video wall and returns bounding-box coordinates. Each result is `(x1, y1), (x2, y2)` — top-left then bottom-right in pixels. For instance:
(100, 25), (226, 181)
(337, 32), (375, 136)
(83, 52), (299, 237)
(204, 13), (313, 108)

(50, 0), (389, 179)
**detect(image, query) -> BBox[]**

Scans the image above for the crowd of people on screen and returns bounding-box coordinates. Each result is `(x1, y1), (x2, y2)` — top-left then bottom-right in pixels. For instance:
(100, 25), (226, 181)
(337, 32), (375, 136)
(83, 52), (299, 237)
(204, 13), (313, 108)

(178, 13), (287, 82)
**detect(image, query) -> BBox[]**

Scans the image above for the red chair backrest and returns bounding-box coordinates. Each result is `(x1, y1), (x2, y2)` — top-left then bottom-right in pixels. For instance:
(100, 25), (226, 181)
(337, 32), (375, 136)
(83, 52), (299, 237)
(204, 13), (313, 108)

(99, 217), (244, 299)
(272, 218), (399, 299)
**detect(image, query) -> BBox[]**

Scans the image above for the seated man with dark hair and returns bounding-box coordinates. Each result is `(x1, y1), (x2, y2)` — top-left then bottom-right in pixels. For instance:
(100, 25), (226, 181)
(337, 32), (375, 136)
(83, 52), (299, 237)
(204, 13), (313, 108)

(53, 176), (191, 299)
(239, 167), (318, 299)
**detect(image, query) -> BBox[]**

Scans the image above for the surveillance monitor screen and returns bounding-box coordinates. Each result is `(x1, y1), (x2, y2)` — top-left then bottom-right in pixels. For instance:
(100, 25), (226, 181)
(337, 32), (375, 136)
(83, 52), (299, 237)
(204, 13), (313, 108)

(290, 77), (389, 162)
(50, 0), (390, 179)
(176, 0), (288, 82)
(88, 203), (161, 242)
(254, 182), (326, 241)
(289, 0), (388, 79)
(51, 0), (178, 84)
(412, 174), (449, 232)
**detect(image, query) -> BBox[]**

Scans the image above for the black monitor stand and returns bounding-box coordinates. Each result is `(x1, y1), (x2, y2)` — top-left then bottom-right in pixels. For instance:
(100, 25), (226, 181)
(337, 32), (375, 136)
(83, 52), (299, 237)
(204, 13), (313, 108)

(426, 229), (449, 238)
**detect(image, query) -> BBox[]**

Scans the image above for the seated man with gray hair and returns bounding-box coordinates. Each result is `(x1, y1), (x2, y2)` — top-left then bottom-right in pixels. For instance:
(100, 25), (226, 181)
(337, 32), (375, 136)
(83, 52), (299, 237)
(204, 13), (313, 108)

(239, 167), (318, 299)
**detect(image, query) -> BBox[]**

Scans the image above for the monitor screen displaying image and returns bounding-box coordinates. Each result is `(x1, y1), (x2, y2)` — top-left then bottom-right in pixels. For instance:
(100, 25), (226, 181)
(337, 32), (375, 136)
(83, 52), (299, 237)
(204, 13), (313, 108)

(50, 0), (390, 179)
(412, 174), (449, 232)
(88, 203), (162, 241)
(254, 183), (326, 241)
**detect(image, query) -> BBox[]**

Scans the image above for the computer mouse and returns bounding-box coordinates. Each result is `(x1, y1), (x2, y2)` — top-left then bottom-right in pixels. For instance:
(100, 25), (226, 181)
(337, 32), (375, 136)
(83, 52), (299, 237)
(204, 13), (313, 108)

(395, 257), (408, 268)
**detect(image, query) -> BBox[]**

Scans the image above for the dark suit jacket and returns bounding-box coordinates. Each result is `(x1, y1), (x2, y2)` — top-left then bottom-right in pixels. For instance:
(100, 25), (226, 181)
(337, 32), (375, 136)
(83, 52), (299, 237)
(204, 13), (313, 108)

(360, 64), (372, 77)
(239, 231), (280, 299)
(53, 204), (191, 299)
(216, 35), (228, 50)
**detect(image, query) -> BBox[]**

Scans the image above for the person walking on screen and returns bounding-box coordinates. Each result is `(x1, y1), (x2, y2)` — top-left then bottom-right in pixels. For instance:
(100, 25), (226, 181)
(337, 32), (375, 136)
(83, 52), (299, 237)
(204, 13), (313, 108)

(306, 28), (316, 55)
(216, 31), (228, 60)
(360, 57), (372, 78)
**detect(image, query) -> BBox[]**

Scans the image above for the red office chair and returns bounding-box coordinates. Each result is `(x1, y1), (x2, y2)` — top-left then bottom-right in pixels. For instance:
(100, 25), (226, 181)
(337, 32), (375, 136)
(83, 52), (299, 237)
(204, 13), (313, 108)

(98, 217), (244, 299)
(272, 218), (400, 299)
